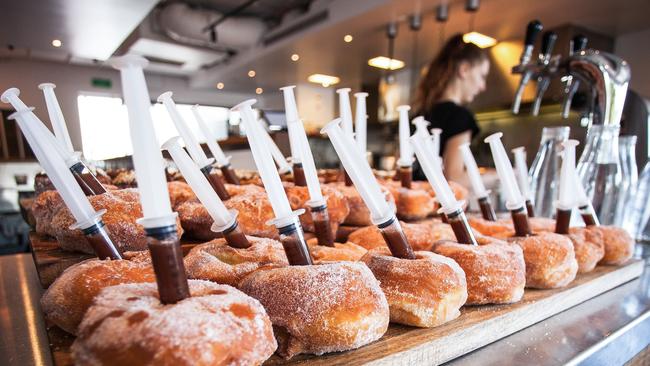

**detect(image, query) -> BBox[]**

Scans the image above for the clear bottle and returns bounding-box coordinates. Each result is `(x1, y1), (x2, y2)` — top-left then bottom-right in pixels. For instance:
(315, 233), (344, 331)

(618, 136), (638, 231)
(629, 161), (650, 242)
(576, 125), (622, 225)
(529, 126), (570, 218)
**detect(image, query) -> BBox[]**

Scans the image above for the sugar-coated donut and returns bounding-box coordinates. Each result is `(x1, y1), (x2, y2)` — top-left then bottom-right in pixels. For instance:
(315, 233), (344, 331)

(306, 239), (368, 262)
(348, 221), (456, 251)
(72, 281), (276, 366)
(34, 188), (184, 254)
(327, 182), (395, 226)
(40, 252), (155, 335)
(469, 216), (556, 238)
(508, 232), (578, 289)
(594, 226), (635, 265)
(284, 183), (350, 237)
(432, 237), (526, 305)
(184, 236), (288, 286)
(567, 227), (605, 273)
(379, 180), (435, 220)
(361, 248), (467, 327)
(238, 262), (389, 359)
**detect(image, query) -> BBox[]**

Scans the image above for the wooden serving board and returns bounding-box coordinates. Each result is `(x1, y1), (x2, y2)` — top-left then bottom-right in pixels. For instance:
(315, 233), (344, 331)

(40, 259), (644, 366)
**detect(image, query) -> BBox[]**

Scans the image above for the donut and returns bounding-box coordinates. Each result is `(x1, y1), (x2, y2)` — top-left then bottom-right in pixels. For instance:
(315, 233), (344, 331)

(469, 216), (556, 238)
(47, 189), (183, 254)
(40, 252), (155, 335)
(327, 182), (395, 227)
(238, 262), (389, 359)
(594, 226), (635, 265)
(306, 239), (368, 262)
(72, 281), (276, 366)
(167, 181), (197, 209)
(508, 232), (578, 289)
(567, 227), (605, 273)
(431, 237), (526, 305)
(284, 183), (350, 236)
(348, 221), (456, 251)
(360, 248), (467, 327)
(379, 180), (435, 220)
(184, 236), (288, 286)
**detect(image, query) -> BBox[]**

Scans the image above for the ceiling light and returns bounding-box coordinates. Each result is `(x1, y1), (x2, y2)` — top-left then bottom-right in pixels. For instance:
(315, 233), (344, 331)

(248, 70), (256, 78)
(216, 82), (224, 89)
(463, 32), (497, 48)
(368, 56), (405, 70)
(307, 74), (340, 87)
(344, 35), (353, 43)
(291, 54), (299, 61)
(255, 87), (263, 94)
(52, 39), (62, 47)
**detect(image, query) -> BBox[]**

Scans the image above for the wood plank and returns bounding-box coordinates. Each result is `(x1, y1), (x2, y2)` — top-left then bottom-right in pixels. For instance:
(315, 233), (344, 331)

(42, 259), (644, 366)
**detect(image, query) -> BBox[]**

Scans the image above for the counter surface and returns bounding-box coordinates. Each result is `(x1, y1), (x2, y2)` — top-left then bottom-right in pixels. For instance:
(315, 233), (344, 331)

(1, 248), (649, 366)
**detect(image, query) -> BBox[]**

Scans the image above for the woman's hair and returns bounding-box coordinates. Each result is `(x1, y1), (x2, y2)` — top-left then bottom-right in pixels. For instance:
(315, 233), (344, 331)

(413, 34), (488, 113)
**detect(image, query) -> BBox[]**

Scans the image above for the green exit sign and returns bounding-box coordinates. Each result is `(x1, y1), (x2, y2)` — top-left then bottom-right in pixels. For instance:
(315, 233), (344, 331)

(91, 77), (112, 89)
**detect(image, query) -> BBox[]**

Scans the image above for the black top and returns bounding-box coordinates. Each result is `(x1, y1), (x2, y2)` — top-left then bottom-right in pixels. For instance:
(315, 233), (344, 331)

(412, 101), (480, 180)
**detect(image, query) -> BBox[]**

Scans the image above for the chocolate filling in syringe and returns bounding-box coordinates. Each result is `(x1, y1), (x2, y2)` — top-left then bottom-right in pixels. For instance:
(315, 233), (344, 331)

(70, 162), (107, 195)
(293, 162), (307, 186)
(220, 164), (241, 185)
(342, 168), (353, 186)
(511, 206), (533, 237)
(146, 225), (190, 304)
(278, 221), (314, 265)
(377, 217), (416, 259)
(82, 222), (122, 260)
(221, 220), (251, 248)
(579, 205), (599, 226)
(399, 166), (412, 189)
(201, 165), (230, 200)
(525, 199), (535, 217)
(478, 196), (497, 221)
(311, 204), (335, 247)
(555, 208), (571, 234)
(446, 209), (479, 245)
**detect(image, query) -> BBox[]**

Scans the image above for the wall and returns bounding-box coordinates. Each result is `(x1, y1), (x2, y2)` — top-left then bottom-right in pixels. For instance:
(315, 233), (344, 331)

(0, 58), (264, 153)
(615, 28), (650, 99)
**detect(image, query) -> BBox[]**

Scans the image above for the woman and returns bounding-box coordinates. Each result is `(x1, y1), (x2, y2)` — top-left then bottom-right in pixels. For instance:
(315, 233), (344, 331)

(412, 34), (489, 184)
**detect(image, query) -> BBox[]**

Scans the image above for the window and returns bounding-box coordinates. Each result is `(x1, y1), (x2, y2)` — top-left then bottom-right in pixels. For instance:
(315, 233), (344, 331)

(78, 94), (230, 161)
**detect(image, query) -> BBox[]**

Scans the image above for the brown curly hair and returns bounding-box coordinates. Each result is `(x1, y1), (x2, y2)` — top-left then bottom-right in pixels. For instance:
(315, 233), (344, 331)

(413, 34), (488, 114)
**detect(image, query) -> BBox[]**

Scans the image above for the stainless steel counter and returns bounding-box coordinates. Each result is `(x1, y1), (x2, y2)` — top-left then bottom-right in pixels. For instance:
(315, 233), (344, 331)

(1, 248), (649, 366)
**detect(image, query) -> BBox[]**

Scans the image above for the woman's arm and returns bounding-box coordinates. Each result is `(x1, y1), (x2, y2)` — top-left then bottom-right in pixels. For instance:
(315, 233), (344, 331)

(442, 131), (471, 186)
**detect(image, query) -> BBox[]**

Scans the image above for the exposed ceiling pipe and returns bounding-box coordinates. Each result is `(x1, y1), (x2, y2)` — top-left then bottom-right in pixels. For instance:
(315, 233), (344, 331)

(154, 2), (267, 53)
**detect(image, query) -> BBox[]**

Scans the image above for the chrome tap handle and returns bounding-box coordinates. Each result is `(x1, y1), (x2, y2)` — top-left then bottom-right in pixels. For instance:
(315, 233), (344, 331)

(531, 31), (558, 116)
(562, 35), (588, 118)
(512, 72), (531, 114)
(539, 31), (558, 64)
(521, 20), (543, 64)
(570, 34), (588, 56)
(512, 20), (543, 114)
(532, 77), (550, 116)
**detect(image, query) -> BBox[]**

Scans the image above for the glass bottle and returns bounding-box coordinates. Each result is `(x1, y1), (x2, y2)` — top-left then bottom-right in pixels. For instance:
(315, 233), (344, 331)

(617, 136), (638, 231)
(529, 126), (570, 218)
(629, 161), (650, 242)
(576, 125), (622, 225)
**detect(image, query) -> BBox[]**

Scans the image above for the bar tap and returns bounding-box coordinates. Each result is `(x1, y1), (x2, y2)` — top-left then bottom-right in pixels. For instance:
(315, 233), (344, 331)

(561, 34), (588, 119)
(511, 20), (543, 114)
(531, 31), (558, 116)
